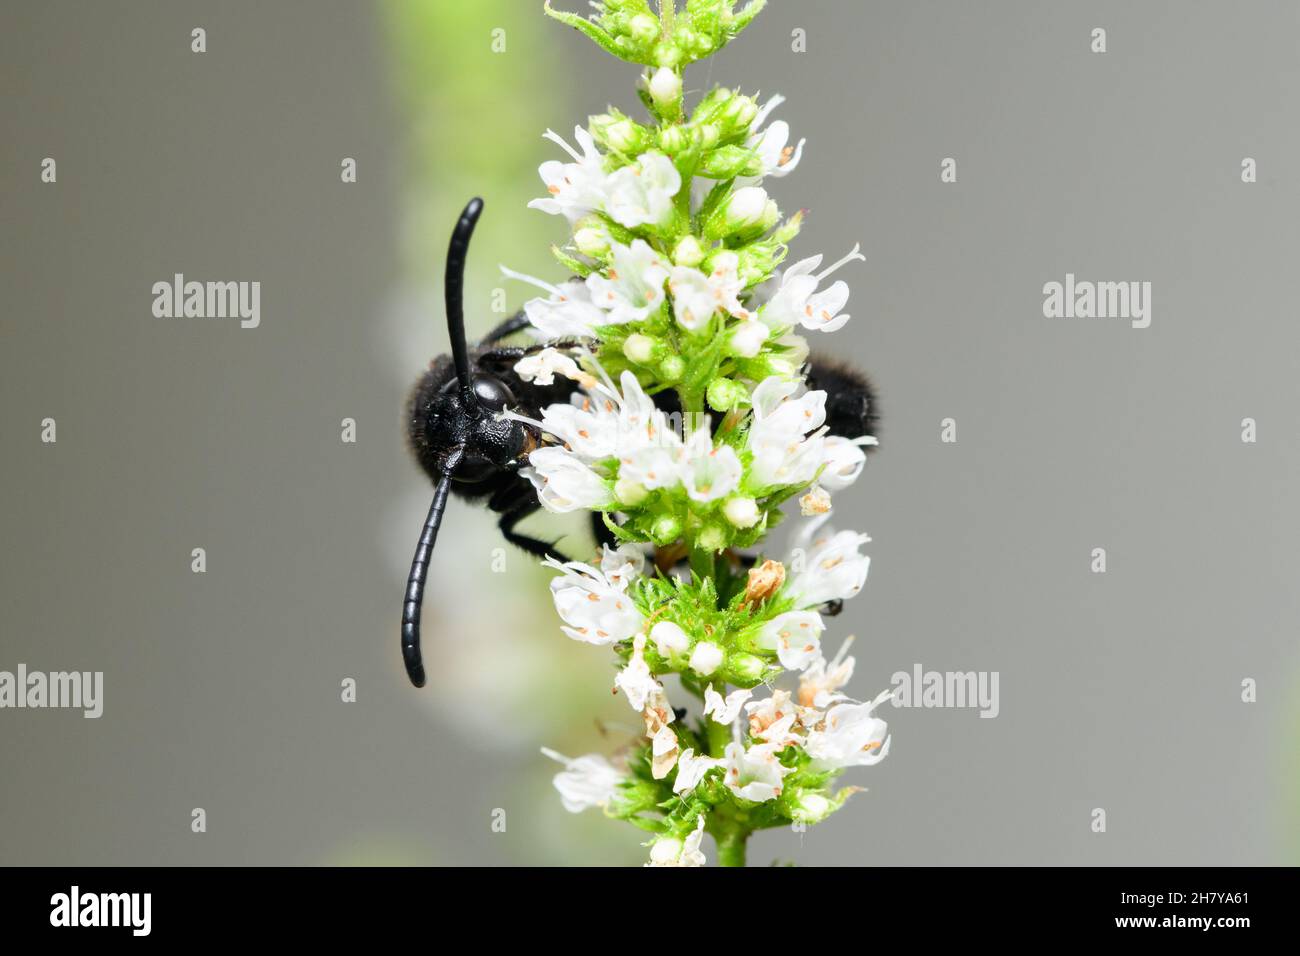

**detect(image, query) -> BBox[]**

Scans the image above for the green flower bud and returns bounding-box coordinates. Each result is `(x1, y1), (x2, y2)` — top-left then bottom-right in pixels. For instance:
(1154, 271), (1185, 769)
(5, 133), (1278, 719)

(786, 788), (836, 825)
(573, 225), (610, 258)
(659, 355), (685, 380)
(700, 145), (763, 179)
(623, 333), (656, 365)
(706, 377), (748, 411)
(628, 13), (659, 45)
(673, 235), (705, 268)
(722, 652), (767, 688)
(696, 122), (721, 150)
(651, 514), (683, 545)
(696, 523), (727, 552)
(658, 125), (690, 155)
(589, 112), (649, 155)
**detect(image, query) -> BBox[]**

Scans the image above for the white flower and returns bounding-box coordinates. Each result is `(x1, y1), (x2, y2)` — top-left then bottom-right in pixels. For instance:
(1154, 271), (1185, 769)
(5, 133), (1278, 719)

(650, 722), (679, 777)
(744, 96), (805, 182)
(650, 620), (690, 657)
(540, 748), (625, 813)
(672, 749), (722, 795)
(799, 636), (856, 709)
(544, 554), (642, 645)
(756, 609), (824, 671)
(746, 376), (828, 489)
(750, 119), (805, 179)
(680, 425), (742, 503)
(703, 684), (753, 724)
(689, 641), (725, 677)
(646, 815), (706, 867)
(722, 741), (794, 802)
(615, 634), (660, 710)
(805, 689), (892, 771)
(523, 446), (613, 513)
(501, 266), (609, 339)
(513, 347), (592, 387)
(603, 152), (681, 229)
(820, 434), (876, 491)
(786, 516), (871, 608)
(758, 244), (865, 334)
(535, 391), (623, 463)
(667, 251), (751, 332)
(585, 239), (671, 324)
(528, 126), (609, 223)
(744, 689), (802, 747)
(600, 543), (645, 589)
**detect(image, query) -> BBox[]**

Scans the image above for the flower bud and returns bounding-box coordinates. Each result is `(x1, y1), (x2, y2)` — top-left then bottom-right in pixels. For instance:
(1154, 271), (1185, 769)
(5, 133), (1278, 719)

(787, 789), (835, 824)
(658, 124), (690, 155)
(651, 621), (691, 658)
(648, 67), (682, 114)
(700, 145), (762, 179)
(629, 13), (659, 45)
(650, 514), (683, 545)
(590, 112), (649, 155)
(615, 477), (649, 507)
(722, 652), (767, 688)
(696, 524), (727, 552)
(648, 836), (683, 865)
(705, 186), (770, 240)
(573, 225), (610, 258)
(689, 641), (724, 677)
(726, 320), (768, 359)
(622, 333), (656, 365)
(673, 235), (705, 268)
(706, 377), (748, 412)
(723, 496), (760, 529)
(659, 355), (685, 380)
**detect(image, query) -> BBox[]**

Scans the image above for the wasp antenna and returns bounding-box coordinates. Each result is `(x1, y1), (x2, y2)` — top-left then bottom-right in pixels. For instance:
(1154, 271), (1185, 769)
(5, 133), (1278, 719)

(401, 447), (464, 688)
(446, 197), (484, 411)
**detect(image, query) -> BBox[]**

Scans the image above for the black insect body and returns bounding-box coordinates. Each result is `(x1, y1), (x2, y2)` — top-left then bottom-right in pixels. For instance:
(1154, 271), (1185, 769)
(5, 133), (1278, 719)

(401, 197), (880, 689)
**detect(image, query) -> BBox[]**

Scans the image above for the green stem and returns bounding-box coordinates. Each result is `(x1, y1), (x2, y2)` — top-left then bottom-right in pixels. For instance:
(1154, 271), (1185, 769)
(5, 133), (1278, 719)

(715, 827), (748, 867)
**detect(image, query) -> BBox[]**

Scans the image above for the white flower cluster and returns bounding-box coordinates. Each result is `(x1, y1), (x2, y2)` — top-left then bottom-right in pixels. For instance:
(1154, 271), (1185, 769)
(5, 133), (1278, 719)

(510, 364), (874, 520)
(515, 12), (890, 861)
(541, 515), (885, 866)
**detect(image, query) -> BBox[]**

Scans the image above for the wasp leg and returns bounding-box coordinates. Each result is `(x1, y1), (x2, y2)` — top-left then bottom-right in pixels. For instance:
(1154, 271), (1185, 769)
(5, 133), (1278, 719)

(488, 486), (577, 561)
(478, 311), (530, 346)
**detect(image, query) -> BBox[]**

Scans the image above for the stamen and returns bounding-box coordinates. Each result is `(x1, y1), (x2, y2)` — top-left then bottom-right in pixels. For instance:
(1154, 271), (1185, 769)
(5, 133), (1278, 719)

(500, 264), (562, 297)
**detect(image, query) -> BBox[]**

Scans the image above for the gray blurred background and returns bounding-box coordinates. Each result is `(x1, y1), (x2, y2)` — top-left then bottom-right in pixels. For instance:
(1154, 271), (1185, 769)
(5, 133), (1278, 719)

(2, 0), (1298, 866)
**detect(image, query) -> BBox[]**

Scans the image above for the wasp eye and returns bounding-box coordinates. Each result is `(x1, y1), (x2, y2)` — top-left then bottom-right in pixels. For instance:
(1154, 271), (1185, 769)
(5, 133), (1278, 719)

(471, 376), (515, 412)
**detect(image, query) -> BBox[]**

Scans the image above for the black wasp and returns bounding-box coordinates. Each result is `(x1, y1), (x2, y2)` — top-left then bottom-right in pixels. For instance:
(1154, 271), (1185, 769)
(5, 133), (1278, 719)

(401, 197), (878, 688)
